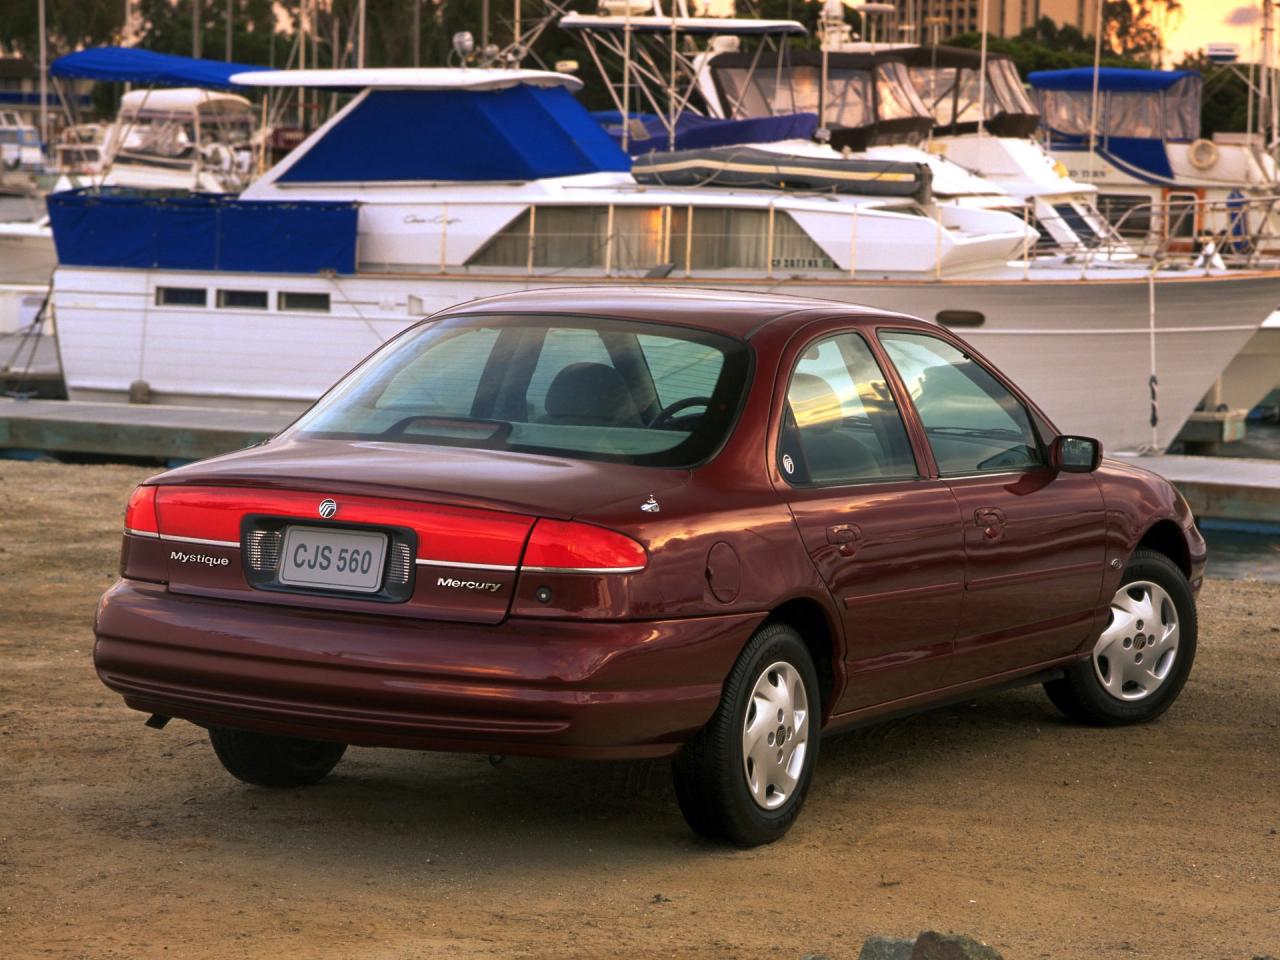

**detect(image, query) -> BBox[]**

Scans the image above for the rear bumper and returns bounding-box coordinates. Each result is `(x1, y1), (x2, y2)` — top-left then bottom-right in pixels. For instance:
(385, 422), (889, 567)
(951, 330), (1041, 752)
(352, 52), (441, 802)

(94, 580), (762, 760)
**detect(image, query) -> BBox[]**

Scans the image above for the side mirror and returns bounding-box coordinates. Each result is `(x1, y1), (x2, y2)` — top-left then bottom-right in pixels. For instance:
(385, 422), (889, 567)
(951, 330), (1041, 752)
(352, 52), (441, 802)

(1050, 435), (1102, 473)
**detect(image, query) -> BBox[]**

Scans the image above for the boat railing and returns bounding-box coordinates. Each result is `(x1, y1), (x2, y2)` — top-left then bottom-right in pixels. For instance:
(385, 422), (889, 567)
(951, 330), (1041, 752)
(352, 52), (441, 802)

(1073, 192), (1280, 270)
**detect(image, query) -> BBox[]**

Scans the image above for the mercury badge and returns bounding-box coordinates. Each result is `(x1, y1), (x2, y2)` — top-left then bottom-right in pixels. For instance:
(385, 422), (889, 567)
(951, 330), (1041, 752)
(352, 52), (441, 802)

(641, 494), (661, 514)
(318, 498), (339, 519)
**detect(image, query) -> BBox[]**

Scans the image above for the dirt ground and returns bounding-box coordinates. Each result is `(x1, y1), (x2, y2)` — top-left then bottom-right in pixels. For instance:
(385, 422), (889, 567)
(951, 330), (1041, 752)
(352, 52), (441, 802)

(1, 459), (1278, 960)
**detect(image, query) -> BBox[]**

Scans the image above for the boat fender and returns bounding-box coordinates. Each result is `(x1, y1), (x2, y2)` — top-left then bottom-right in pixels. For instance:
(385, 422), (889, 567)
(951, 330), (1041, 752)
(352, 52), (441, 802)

(1188, 138), (1218, 171)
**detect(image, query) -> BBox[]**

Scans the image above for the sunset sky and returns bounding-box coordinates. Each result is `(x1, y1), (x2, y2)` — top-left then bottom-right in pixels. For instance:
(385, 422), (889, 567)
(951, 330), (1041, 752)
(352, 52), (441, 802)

(1157, 2), (1266, 66)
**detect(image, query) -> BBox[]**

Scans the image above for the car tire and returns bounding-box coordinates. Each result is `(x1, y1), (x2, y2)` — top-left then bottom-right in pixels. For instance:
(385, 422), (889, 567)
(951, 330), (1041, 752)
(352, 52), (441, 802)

(1044, 548), (1197, 726)
(672, 621), (820, 847)
(208, 726), (347, 787)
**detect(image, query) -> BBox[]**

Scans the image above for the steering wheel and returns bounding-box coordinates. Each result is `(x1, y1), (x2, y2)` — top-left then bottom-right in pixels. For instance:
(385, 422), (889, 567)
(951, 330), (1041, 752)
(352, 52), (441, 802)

(650, 396), (712, 429)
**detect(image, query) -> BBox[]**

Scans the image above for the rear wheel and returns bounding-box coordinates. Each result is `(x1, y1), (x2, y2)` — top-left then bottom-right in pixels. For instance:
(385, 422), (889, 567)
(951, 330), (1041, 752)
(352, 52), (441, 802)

(672, 622), (820, 847)
(1045, 548), (1196, 725)
(208, 726), (347, 787)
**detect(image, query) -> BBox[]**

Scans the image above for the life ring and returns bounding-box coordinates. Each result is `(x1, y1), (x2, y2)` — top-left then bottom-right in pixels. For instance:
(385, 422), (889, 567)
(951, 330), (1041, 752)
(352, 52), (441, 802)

(1188, 138), (1219, 171)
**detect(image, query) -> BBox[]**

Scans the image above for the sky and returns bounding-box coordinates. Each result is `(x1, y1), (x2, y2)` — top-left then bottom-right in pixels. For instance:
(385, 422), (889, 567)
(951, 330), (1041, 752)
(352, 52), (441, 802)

(1161, 2), (1265, 66)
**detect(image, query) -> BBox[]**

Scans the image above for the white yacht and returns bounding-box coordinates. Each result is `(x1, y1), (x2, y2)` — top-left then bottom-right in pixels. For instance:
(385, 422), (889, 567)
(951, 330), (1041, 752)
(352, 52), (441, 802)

(1029, 66), (1280, 250)
(47, 66), (1280, 454)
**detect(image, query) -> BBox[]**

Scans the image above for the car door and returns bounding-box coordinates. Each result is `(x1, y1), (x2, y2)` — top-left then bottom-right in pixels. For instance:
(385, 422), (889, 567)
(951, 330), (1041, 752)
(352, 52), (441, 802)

(777, 330), (966, 712)
(878, 329), (1107, 682)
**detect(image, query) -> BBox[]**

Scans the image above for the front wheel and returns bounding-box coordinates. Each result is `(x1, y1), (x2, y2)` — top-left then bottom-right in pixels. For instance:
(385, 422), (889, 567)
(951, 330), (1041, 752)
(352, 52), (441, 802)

(208, 726), (347, 787)
(1044, 548), (1197, 726)
(672, 622), (820, 847)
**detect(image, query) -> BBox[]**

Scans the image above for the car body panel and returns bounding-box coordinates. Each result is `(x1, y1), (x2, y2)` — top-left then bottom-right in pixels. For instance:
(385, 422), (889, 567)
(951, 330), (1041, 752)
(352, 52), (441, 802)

(93, 287), (1204, 760)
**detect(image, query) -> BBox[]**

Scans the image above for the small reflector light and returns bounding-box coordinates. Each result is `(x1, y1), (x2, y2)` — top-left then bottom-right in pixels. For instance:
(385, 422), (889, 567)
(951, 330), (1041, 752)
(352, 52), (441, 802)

(522, 519), (647, 573)
(124, 486), (160, 536)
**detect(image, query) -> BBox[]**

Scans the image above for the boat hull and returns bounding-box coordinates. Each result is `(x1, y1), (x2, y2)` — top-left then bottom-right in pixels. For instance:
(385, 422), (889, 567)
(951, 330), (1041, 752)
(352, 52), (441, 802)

(51, 267), (1280, 453)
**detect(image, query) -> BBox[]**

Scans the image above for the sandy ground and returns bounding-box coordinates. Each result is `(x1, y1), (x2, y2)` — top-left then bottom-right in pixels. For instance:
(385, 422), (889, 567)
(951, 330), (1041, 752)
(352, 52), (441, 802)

(1, 459), (1278, 960)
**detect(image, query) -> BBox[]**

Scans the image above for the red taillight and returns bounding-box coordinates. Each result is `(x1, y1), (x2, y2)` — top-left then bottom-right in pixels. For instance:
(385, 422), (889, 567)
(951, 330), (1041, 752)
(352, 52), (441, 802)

(521, 519), (647, 573)
(123, 485), (159, 536)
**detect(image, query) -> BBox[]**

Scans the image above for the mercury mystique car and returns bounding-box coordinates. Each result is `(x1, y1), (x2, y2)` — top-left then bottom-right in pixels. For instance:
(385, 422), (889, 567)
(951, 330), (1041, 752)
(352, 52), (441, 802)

(95, 287), (1204, 846)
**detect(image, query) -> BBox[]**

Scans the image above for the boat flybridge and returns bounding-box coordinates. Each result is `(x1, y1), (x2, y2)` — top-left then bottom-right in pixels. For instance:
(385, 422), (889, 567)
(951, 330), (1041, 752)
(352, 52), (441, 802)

(560, 12), (1011, 206)
(46, 65), (1280, 454)
(560, 8), (1122, 260)
(89, 87), (259, 193)
(1029, 66), (1280, 255)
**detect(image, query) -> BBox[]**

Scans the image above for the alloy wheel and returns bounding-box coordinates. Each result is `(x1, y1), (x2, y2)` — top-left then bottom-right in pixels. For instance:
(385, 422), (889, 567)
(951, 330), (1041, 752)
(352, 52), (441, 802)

(741, 661), (810, 810)
(1092, 580), (1180, 702)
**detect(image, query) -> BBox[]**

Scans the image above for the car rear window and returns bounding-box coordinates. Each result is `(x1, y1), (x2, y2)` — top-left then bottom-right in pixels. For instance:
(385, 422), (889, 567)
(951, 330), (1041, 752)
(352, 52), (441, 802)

(289, 313), (751, 467)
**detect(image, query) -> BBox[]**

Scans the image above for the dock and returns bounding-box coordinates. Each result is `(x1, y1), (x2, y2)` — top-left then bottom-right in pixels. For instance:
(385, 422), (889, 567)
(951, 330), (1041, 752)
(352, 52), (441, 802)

(1117, 453), (1280, 533)
(0, 399), (290, 463)
(1, 400), (1278, 531)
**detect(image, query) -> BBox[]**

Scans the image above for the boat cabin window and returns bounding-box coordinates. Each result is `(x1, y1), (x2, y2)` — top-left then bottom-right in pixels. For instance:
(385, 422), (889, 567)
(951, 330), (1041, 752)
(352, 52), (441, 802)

(717, 65), (872, 127)
(155, 286), (207, 307)
(1097, 194), (1153, 238)
(715, 60), (928, 132)
(218, 289), (268, 309)
(1035, 75), (1200, 141)
(467, 206), (834, 273)
(875, 61), (931, 122)
(907, 58), (1036, 129)
(279, 292), (331, 313)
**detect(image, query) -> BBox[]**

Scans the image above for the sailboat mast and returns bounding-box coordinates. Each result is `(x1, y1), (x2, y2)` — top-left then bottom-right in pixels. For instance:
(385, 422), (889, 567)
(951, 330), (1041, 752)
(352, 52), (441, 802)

(38, 0), (48, 152)
(1265, 0), (1277, 150)
(976, 0), (989, 139)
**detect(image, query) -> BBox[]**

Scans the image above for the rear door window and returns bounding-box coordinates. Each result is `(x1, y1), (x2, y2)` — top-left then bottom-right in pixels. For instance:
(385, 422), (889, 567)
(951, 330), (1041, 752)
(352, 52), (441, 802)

(778, 333), (918, 485)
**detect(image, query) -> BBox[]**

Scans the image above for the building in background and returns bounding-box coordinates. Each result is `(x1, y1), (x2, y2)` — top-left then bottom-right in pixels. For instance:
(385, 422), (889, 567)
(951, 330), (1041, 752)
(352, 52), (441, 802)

(909, 0), (1102, 40)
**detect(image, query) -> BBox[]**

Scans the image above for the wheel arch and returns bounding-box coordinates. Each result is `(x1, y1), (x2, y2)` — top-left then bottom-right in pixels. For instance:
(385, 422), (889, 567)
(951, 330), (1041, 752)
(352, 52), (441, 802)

(1135, 518), (1191, 577)
(765, 595), (842, 719)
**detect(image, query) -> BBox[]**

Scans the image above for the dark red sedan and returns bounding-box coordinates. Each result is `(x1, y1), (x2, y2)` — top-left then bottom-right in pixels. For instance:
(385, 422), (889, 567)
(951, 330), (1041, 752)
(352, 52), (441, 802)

(95, 287), (1204, 846)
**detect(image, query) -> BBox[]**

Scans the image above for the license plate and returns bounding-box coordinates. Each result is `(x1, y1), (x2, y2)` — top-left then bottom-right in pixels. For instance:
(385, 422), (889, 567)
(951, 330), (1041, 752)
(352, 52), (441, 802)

(278, 526), (388, 594)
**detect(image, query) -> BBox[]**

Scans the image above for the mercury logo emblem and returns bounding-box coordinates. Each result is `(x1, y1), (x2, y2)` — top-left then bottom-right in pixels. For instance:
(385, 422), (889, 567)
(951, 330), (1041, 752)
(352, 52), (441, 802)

(318, 498), (338, 519)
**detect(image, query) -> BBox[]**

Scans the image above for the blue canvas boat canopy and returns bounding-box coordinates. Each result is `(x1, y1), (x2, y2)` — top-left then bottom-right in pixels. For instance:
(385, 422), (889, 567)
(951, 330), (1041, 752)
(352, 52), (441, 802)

(1030, 68), (1202, 183)
(1027, 67), (1198, 93)
(47, 188), (358, 274)
(50, 47), (271, 90)
(274, 85), (630, 183)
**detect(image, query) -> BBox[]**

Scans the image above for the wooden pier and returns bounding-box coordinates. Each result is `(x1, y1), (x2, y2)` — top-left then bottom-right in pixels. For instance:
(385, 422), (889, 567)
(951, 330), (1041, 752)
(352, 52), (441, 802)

(0, 399), (291, 463)
(1116, 453), (1280, 532)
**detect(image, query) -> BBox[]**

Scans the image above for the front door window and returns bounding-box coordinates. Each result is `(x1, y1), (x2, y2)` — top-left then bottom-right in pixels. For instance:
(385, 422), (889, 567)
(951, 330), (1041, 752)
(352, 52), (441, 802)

(879, 331), (1043, 476)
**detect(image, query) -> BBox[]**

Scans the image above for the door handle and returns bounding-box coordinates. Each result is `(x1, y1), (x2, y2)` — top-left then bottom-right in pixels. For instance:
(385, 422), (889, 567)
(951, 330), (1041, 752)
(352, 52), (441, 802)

(974, 507), (1006, 540)
(827, 523), (862, 556)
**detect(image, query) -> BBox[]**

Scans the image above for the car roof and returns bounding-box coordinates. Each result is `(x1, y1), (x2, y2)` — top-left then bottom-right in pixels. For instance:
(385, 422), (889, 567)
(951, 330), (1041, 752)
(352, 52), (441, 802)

(436, 286), (929, 340)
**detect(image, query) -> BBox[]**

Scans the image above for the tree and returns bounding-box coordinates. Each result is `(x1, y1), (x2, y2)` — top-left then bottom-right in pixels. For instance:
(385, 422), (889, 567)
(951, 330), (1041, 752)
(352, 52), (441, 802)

(0, 0), (124, 58)
(1177, 50), (1251, 139)
(1103, 0), (1181, 64)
